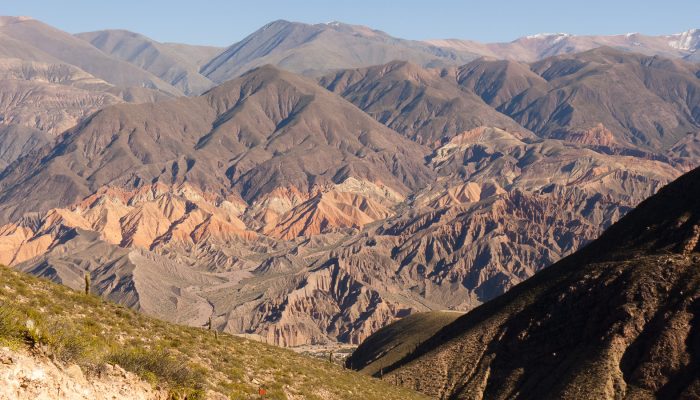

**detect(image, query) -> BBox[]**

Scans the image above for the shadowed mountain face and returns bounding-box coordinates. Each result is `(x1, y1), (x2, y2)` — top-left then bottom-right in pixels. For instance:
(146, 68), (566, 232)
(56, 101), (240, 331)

(0, 124), (48, 169)
(374, 166), (700, 399)
(346, 311), (464, 375)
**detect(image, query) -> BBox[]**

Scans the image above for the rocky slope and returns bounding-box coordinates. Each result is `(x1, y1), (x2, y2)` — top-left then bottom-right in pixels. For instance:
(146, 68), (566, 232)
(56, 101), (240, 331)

(374, 165), (700, 399)
(0, 124), (48, 169)
(0, 20), (698, 349)
(0, 16), (179, 95)
(346, 311), (463, 375)
(0, 58), (126, 135)
(0, 16), (209, 147)
(0, 348), (167, 400)
(322, 51), (700, 153)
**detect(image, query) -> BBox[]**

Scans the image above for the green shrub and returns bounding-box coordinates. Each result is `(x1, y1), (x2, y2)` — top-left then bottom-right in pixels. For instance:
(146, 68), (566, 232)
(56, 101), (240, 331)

(44, 321), (95, 363)
(0, 303), (23, 346)
(107, 347), (207, 395)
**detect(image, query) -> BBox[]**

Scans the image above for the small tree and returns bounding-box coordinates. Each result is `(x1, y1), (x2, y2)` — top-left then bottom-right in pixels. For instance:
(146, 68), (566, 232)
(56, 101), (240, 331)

(84, 273), (90, 295)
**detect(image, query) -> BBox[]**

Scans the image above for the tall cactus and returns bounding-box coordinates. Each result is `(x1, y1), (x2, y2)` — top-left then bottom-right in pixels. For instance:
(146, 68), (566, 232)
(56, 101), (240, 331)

(84, 273), (90, 295)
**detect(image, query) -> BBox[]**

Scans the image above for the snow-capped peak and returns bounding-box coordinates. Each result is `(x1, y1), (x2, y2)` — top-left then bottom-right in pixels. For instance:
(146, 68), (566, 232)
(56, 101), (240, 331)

(668, 28), (700, 51)
(524, 32), (572, 40)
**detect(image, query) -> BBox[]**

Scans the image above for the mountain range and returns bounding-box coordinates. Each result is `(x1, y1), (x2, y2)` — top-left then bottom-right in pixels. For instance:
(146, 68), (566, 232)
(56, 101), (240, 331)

(0, 15), (699, 351)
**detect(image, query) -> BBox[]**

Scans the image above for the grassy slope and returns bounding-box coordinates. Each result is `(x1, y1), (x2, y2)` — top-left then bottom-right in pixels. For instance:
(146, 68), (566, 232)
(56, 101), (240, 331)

(0, 265), (427, 400)
(347, 311), (463, 376)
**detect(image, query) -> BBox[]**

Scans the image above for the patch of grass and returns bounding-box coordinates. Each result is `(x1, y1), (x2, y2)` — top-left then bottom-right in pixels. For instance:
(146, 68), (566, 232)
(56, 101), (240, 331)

(0, 265), (428, 399)
(0, 304), (24, 348)
(107, 347), (205, 391)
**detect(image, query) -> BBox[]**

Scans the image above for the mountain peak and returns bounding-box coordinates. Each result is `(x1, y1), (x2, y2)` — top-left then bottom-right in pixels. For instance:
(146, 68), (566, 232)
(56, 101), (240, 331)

(0, 16), (34, 26)
(524, 32), (572, 39)
(668, 28), (700, 51)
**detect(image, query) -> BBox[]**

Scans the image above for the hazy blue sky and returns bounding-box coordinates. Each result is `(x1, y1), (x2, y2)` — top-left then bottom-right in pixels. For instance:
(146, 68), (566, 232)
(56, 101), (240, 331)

(3, 0), (699, 46)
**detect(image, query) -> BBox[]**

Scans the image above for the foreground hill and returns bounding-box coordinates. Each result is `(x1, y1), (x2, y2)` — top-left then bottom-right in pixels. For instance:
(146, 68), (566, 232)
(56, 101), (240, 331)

(346, 311), (463, 376)
(375, 165), (700, 399)
(0, 265), (426, 399)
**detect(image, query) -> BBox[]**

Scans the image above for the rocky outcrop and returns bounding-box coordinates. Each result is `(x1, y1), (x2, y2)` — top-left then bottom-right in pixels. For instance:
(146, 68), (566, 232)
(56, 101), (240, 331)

(0, 59), (124, 135)
(265, 189), (394, 239)
(0, 348), (166, 400)
(0, 183), (255, 266)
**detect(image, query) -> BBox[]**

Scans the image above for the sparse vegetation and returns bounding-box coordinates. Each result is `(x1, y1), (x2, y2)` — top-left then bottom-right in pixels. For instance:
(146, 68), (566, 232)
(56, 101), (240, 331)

(0, 265), (426, 399)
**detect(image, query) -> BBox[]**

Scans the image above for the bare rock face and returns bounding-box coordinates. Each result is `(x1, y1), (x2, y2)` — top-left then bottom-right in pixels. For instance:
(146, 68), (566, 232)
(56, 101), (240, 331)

(264, 189), (395, 239)
(0, 183), (254, 266)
